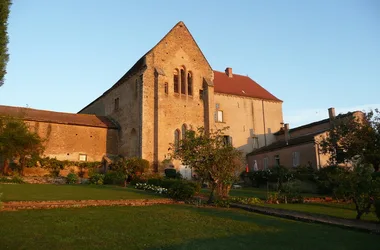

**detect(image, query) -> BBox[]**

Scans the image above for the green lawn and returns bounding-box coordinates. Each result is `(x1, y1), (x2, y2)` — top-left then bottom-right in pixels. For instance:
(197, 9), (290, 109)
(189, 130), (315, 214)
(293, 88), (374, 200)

(0, 184), (161, 201)
(0, 205), (378, 250)
(261, 202), (378, 222)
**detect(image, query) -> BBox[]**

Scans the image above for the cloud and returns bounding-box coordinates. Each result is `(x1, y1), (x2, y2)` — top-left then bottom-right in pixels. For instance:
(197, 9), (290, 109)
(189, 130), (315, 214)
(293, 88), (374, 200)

(284, 104), (380, 128)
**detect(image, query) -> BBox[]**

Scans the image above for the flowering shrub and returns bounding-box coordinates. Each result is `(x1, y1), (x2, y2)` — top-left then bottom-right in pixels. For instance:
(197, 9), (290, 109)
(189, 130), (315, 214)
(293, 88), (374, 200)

(135, 183), (168, 194)
(229, 197), (262, 205)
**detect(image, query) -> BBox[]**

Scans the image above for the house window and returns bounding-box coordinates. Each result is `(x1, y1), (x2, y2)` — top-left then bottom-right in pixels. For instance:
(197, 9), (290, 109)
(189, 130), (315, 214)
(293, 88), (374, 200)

(223, 135), (232, 146)
(79, 154), (87, 162)
(174, 129), (180, 150)
(292, 152), (300, 167)
(274, 155), (280, 166)
(187, 72), (193, 96)
(182, 124), (187, 139)
(215, 110), (223, 122)
(180, 68), (186, 94)
(263, 157), (268, 170)
(199, 89), (204, 100)
(215, 103), (220, 110)
(164, 82), (168, 95)
(173, 69), (179, 93)
(114, 98), (120, 111)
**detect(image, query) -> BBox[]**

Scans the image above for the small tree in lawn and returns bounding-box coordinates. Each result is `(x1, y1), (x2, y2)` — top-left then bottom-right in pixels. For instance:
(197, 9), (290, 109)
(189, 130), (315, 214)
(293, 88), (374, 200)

(319, 109), (380, 171)
(0, 116), (44, 175)
(333, 162), (380, 220)
(169, 126), (244, 202)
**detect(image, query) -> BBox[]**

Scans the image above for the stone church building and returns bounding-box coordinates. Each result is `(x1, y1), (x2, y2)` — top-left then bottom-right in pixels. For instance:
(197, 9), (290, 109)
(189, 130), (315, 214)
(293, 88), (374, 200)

(0, 22), (284, 172)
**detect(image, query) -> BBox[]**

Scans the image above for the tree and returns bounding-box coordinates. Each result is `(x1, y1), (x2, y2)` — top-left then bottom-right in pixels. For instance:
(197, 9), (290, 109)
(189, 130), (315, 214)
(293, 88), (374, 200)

(333, 162), (380, 220)
(169, 127), (244, 202)
(319, 109), (380, 171)
(0, 116), (44, 175)
(0, 0), (11, 87)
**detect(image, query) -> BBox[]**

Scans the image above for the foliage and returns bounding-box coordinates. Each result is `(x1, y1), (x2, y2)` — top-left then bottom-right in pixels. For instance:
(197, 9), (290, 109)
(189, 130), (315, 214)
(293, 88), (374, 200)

(89, 173), (104, 185)
(0, 175), (24, 184)
(66, 172), (78, 184)
(374, 200), (380, 222)
(319, 109), (380, 171)
(229, 197), (262, 205)
(243, 166), (294, 189)
(167, 181), (196, 200)
(0, 116), (44, 175)
(103, 171), (125, 185)
(332, 162), (380, 220)
(279, 180), (304, 203)
(134, 183), (168, 194)
(293, 166), (316, 182)
(314, 165), (348, 195)
(164, 168), (178, 179)
(169, 126), (244, 202)
(109, 157), (149, 184)
(0, 0), (11, 87)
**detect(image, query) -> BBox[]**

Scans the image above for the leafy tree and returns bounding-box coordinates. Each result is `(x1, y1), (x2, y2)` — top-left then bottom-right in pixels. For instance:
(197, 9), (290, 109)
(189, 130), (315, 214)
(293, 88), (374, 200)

(0, 116), (44, 175)
(333, 162), (380, 220)
(169, 127), (244, 202)
(0, 0), (11, 86)
(109, 157), (149, 186)
(319, 109), (380, 171)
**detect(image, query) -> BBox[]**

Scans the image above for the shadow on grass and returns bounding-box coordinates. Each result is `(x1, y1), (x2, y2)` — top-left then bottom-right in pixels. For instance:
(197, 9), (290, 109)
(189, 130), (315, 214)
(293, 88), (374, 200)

(72, 184), (164, 198)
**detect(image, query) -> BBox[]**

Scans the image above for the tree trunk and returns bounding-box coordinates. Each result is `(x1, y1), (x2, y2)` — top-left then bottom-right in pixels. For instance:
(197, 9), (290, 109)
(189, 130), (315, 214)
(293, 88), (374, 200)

(2, 159), (9, 175)
(354, 200), (363, 220)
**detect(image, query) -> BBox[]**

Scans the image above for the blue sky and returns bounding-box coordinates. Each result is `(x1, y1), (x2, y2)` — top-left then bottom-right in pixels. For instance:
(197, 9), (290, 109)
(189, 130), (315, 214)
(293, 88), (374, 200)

(1, 0), (379, 127)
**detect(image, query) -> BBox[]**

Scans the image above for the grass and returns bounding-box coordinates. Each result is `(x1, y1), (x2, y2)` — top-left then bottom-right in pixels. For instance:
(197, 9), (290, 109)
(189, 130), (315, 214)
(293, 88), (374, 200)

(0, 184), (161, 201)
(0, 205), (378, 249)
(261, 202), (378, 222)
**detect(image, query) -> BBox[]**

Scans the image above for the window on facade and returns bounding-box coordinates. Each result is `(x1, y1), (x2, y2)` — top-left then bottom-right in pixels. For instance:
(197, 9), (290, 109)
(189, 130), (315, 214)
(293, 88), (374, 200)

(79, 154), (87, 162)
(174, 129), (180, 150)
(114, 98), (120, 111)
(274, 155), (280, 166)
(199, 89), (204, 100)
(292, 152), (300, 167)
(215, 110), (224, 122)
(164, 82), (168, 95)
(180, 68), (186, 94)
(223, 135), (232, 146)
(135, 79), (138, 98)
(215, 103), (220, 110)
(173, 69), (179, 93)
(182, 124), (187, 139)
(187, 72), (193, 96)
(263, 157), (269, 170)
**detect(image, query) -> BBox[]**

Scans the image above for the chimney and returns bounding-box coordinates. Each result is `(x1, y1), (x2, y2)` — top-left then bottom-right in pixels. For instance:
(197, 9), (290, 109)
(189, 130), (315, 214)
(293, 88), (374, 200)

(284, 123), (290, 143)
(225, 67), (233, 78)
(328, 107), (335, 121)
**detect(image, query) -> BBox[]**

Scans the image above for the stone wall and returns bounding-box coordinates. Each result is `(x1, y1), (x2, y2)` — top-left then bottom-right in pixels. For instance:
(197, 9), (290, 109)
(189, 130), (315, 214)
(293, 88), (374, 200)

(141, 22), (214, 168)
(214, 94), (283, 155)
(26, 121), (118, 162)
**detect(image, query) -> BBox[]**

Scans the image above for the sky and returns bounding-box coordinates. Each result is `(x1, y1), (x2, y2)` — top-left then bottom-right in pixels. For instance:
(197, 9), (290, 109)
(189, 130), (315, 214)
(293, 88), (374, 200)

(0, 0), (379, 127)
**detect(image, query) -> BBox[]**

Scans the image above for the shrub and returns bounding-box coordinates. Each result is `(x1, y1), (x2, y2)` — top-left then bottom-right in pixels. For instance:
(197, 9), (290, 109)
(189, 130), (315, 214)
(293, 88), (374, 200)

(0, 176), (24, 184)
(292, 166), (315, 182)
(164, 168), (177, 179)
(315, 165), (347, 195)
(280, 180), (304, 203)
(374, 200), (380, 222)
(229, 197), (262, 205)
(135, 183), (168, 194)
(89, 173), (104, 185)
(66, 173), (78, 184)
(167, 181), (196, 200)
(104, 171), (125, 185)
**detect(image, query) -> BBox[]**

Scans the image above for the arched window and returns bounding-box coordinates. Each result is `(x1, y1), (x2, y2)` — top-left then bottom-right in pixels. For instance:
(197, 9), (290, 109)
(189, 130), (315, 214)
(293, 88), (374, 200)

(173, 69), (179, 93)
(174, 129), (180, 149)
(187, 72), (193, 96)
(182, 124), (187, 139)
(180, 68), (186, 94)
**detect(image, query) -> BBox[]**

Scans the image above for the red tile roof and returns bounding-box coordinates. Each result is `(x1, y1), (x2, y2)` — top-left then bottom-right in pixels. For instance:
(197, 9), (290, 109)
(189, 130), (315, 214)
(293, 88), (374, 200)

(213, 70), (282, 102)
(0, 105), (118, 129)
